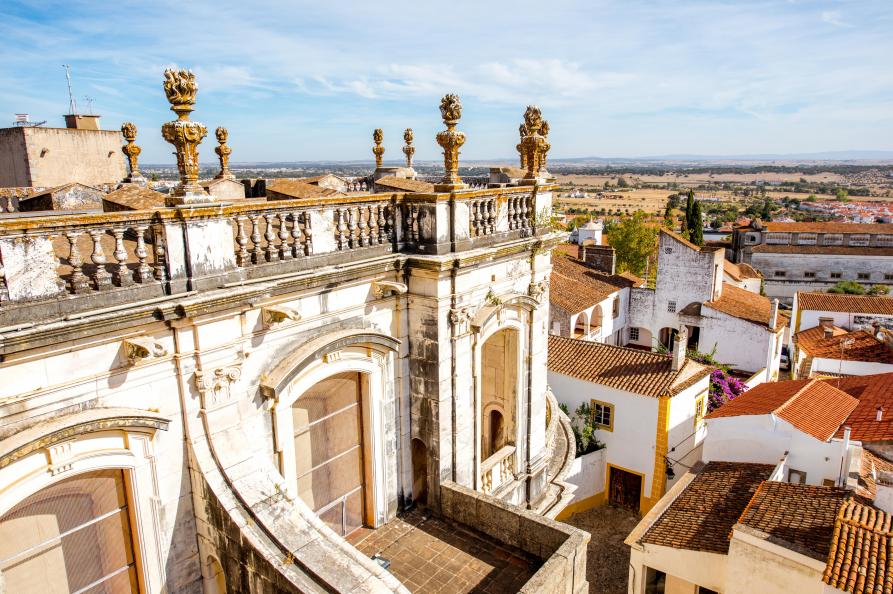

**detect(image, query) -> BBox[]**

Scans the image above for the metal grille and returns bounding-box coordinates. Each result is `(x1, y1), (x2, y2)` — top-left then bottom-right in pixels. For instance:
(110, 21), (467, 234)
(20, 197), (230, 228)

(0, 469), (139, 593)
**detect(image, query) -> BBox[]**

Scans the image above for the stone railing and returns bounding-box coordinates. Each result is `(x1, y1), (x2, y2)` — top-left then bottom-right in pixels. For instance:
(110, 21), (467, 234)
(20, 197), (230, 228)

(480, 444), (516, 495)
(0, 185), (555, 324)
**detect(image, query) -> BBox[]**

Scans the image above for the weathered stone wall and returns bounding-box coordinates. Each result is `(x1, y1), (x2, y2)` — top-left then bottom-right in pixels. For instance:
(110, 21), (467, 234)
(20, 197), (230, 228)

(752, 251), (893, 302)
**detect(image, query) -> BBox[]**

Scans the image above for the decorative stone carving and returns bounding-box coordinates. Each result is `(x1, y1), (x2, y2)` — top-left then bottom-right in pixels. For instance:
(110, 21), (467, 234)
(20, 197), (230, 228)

(449, 306), (472, 335)
(324, 351), (342, 364)
(161, 69), (210, 206)
(402, 128), (415, 169)
(539, 120), (552, 178)
(520, 106), (546, 183)
(435, 94), (467, 192)
(195, 362), (242, 408)
(372, 128), (385, 169)
(122, 336), (168, 365)
(120, 122), (146, 185)
(372, 280), (408, 298)
(214, 126), (234, 180)
(47, 441), (74, 476)
(262, 304), (301, 327)
(517, 123), (528, 170)
(528, 279), (549, 303)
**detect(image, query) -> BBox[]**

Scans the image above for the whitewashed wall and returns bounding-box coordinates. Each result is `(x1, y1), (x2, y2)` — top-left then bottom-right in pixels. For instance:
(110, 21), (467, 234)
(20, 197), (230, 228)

(564, 448), (607, 503)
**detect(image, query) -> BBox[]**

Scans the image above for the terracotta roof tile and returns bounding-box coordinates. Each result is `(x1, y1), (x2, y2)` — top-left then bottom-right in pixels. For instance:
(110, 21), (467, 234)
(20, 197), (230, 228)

(662, 228), (716, 253)
(547, 335), (711, 397)
(705, 283), (786, 331)
(706, 379), (858, 441)
(102, 185), (166, 210)
(549, 254), (636, 313)
(795, 326), (893, 364)
(723, 260), (762, 281)
(823, 499), (893, 594)
(828, 373), (893, 442)
(752, 244), (893, 256)
(266, 179), (343, 199)
(639, 461), (774, 553)
(857, 449), (893, 499)
(373, 176), (435, 193)
(763, 222), (893, 234)
(797, 292), (893, 316)
(554, 243), (579, 258)
(738, 481), (849, 560)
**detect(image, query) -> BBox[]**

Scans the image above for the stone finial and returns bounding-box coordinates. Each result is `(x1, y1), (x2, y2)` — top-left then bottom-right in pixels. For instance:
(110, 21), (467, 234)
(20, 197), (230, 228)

(520, 105), (546, 183)
(402, 128), (415, 169)
(517, 123), (528, 170)
(214, 126), (234, 180)
(372, 128), (385, 169)
(120, 122), (146, 185)
(161, 69), (209, 205)
(539, 120), (552, 178)
(435, 93), (467, 192)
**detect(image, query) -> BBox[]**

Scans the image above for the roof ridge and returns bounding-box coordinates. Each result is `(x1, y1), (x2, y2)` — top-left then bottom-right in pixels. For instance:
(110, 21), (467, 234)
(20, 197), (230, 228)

(549, 334), (676, 361)
(774, 379), (819, 415)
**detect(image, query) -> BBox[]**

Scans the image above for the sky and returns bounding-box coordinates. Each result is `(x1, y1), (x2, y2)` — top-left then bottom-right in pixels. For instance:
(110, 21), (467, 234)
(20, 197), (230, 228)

(1, 0), (891, 163)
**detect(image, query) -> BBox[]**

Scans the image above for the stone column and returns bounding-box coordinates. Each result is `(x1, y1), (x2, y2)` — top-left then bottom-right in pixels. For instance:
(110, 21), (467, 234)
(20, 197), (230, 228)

(520, 105), (546, 185)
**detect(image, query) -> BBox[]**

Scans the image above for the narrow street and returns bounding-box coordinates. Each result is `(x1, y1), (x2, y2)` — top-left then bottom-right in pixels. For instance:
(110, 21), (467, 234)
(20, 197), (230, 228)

(564, 505), (642, 594)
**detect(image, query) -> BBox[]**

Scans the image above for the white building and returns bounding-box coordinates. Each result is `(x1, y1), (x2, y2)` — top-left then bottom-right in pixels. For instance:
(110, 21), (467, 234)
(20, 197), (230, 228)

(547, 333), (711, 516)
(575, 219), (603, 245)
(791, 324), (893, 379)
(791, 291), (893, 336)
(722, 260), (762, 294)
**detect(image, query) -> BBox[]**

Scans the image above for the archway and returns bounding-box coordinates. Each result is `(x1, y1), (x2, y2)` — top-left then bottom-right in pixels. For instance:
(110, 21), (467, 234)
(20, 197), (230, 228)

(573, 313), (588, 339)
(481, 328), (520, 460)
(592, 305), (604, 337)
(205, 555), (227, 594)
(292, 371), (370, 537)
(411, 439), (428, 505)
(658, 327), (678, 350)
(0, 469), (140, 593)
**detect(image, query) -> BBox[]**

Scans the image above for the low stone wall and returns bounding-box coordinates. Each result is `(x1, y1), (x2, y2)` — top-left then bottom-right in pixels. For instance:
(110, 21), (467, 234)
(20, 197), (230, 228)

(440, 480), (590, 594)
(566, 448), (607, 504)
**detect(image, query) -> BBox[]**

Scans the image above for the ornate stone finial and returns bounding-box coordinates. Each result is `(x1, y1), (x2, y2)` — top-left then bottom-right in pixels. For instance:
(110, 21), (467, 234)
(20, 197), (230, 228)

(435, 93), (467, 192)
(402, 128), (415, 169)
(539, 120), (552, 177)
(120, 122), (146, 185)
(517, 123), (528, 170)
(520, 105), (546, 183)
(372, 128), (385, 169)
(161, 69), (209, 205)
(214, 126), (234, 180)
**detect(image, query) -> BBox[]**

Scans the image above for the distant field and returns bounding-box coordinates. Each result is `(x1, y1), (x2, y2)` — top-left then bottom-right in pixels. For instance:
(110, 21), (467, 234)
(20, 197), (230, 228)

(556, 172), (844, 187)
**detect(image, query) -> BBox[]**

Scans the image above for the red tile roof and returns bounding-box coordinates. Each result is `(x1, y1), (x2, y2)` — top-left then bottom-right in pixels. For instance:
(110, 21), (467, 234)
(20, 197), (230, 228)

(373, 176), (435, 193)
(706, 379), (858, 442)
(639, 461), (774, 553)
(549, 254), (636, 314)
(763, 222), (893, 234)
(857, 449), (893, 500)
(705, 283), (787, 331)
(827, 373), (893, 442)
(797, 293), (893, 316)
(752, 244), (893, 257)
(823, 499), (893, 594)
(795, 326), (893, 364)
(723, 260), (762, 281)
(547, 335), (711, 398)
(738, 481), (849, 560)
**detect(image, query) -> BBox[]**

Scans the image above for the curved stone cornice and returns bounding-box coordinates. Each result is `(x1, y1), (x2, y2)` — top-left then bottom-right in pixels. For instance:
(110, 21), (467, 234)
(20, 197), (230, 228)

(259, 329), (401, 399)
(470, 292), (539, 332)
(0, 407), (170, 470)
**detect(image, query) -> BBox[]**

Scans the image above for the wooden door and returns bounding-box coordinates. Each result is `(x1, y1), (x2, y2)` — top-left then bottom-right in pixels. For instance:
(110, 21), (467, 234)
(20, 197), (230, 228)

(609, 467), (642, 513)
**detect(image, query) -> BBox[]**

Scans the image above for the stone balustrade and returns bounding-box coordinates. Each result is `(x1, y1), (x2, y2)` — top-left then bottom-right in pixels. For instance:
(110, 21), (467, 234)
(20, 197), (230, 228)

(480, 444), (516, 495)
(0, 185), (554, 325)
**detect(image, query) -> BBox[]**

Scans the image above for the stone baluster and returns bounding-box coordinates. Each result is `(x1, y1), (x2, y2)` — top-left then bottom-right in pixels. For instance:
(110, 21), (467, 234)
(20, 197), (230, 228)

(471, 200), (480, 236)
(290, 212), (303, 258)
(235, 216), (250, 267)
(249, 214), (263, 264)
(278, 212), (291, 260)
(0, 262), (7, 303)
(525, 195), (533, 228)
(347, 208), (359, 249)
(112, 227), (133, 286)
(134, 225), (153, 283)
(358, 206), (370, 247)
(486, 200), (496, 235)
(387, 202), (396, 244)
(264, 213), (278, 262)
(88, 229), (111, 290)
(152, 225), (167, 282)
(336, 208), (348, 250)
(377, 204), (387, 244)
(303, 212), (313, 256)
(66, 231), (90, 294)
(507, 196), (515, 230)
(410, 205), (419, 245)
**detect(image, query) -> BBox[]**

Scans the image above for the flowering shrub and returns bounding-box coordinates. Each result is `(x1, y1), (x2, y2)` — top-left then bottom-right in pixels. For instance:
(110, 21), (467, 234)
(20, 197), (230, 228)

(707, 369), (748, 412)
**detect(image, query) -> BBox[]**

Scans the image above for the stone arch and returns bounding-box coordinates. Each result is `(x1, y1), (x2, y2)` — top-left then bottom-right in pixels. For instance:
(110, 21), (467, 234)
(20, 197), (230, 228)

(204, 554), (227, 594)
(572, 311), (589, 338)
(410, 438), (429, 506)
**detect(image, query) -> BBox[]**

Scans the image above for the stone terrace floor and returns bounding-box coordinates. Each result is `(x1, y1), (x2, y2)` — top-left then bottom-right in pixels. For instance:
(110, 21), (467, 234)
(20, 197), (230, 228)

(347, 508), (540, 593)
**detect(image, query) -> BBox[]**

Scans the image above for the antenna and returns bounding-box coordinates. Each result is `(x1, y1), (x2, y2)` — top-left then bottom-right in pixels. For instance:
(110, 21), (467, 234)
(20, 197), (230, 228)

(82, 95), (94, 115)
(62, 64), (77, 115)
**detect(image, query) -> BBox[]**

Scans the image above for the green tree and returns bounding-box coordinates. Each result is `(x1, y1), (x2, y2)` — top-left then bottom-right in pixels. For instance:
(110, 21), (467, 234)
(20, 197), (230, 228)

(868, 284), (890, 295)
(760, 196), (773, 220)
(836, 188), (849, 201)
(689, 200), (704, 246)
(828, 281), (866, 295)
(606, 211), (658, 276)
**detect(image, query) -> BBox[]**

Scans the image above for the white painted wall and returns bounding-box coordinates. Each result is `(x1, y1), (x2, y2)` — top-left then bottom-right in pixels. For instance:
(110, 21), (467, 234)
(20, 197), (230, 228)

(564, 448), (607, 503)
(628, 545), (727, 594)
(812, 358), (893, 377)
(726, 530), (828, 594)
(666, 378), (710, 490)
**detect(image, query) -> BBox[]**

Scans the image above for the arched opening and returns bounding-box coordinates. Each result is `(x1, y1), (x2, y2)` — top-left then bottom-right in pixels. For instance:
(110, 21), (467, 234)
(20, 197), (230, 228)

(0, 469), (140, 593)
(591, 305), (604, 339)
(410, 438), (428, 506)
(658, 327), (678, 350)
(292, 371), (371, 537)
(206, 555), (226, 594)
(481, 328), (519, 460)
(573, 314), (588, 339)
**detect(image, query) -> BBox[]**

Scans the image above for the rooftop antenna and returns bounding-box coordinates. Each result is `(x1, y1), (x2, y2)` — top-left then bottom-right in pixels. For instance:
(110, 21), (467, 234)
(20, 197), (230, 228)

(62, 64), (78, 115)
(82, 95), (94, 115)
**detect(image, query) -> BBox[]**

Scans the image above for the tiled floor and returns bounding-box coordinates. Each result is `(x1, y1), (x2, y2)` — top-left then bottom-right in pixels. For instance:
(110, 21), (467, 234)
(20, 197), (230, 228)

(348, 508), (540, 593)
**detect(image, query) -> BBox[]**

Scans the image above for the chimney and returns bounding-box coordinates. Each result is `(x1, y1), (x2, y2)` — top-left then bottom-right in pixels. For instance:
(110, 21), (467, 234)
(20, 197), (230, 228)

(819, 317), (834, 329)
(824, 327), (835, 339)
(581, 245), (616, 275)
(876, 471), (893, 515)
(769, 299), (779, 330)
(878, 407), (885, 422)
(671, 327), (688, 371)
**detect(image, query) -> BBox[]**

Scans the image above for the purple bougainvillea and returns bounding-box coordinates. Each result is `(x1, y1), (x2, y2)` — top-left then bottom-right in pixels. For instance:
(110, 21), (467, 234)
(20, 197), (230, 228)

(707, 369), (748, 413)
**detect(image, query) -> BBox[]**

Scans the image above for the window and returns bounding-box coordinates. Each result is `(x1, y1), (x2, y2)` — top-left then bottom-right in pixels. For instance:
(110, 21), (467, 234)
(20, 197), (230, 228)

(612, 296), (620, 319)
(849, 234), (870, 247)
(766, 233), (791, 245)
(877, 235), (893, 247)
(885, 274), (893, 281)
(804, 271), (815, 278)
(667, 300), (677, 313)
(629, 327), (640, 341)
(788, 468), (807, 484)
(645, 567), (666, 594)
(664, 247), (673, 254)
(698, 588), (720, 594)
(590, 400), (614, 431)
(745, 234), (757, 244)
(797, 233), (817, 245)
(831, 272), (842, 279)
(694, 395), (706, 428)
(823, 479), (836, 487)
(858, 273), (871, 280)
(823, 234), (843, 246)
(774, 271), (787, 277)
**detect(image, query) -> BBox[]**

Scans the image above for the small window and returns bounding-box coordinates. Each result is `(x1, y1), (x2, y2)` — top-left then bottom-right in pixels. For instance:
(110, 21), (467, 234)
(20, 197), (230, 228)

(788, 468), (807, 484)
(858, 273), (871, 280)
(823, 234), (843, 246)
(877, 235), (893, 247)
(612, 296), (620, 319)
(664, 247), (673, 254)
(804, 271), (815, 278)
(590, 400), (614, 431)
(831, 272), (842, 279)
(850, 234), (870, 247)
(745, 235), (757, 243)
(667, 300), (677, 313)
(797, 233), (817, 245)
(694, 395), (706, 428)
(885, 274), (893, 281)
(774, 271), (787, 277)
(822, 479), (836, 487)
(629, 327), (640, 341)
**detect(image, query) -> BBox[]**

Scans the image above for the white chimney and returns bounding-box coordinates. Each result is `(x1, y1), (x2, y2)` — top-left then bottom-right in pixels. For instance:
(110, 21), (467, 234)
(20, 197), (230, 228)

(769, 299), (779, 330)
(672, 326), (688, 371)
(876, 471), (893, 515)
(878, 407), (885, 422)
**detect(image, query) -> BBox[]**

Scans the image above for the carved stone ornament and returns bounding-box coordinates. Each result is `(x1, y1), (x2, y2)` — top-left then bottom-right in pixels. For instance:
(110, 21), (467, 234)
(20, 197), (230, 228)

(402, 128), (415, 169)
(195, 363), (242, 408)
(262, 304), (301, 327)
(324, 351), (342, 364)
(528, 279), (549, 303)
(372, 128), (385, 169)
(214, 126), (234, 180)
(122, 336), (168, 365)
(517, 123), (529, 170)
(161, 69), (210, 205)
(520, 105), (546, 182)
(120, 122), (145, 184)
(539, 120), (552, 177)
(449, 306), (472, 334)
(48, 441), (74, 476)
(435, 94), (467, 192)
(372, 280), (408, 298)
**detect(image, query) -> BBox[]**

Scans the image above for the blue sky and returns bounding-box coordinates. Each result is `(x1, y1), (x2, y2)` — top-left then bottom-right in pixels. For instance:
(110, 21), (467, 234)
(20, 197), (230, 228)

(1, 0), (891, 163)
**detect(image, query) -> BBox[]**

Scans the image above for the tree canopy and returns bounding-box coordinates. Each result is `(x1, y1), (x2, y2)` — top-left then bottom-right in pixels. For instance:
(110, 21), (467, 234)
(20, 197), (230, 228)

(606, 211), (658, 276)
